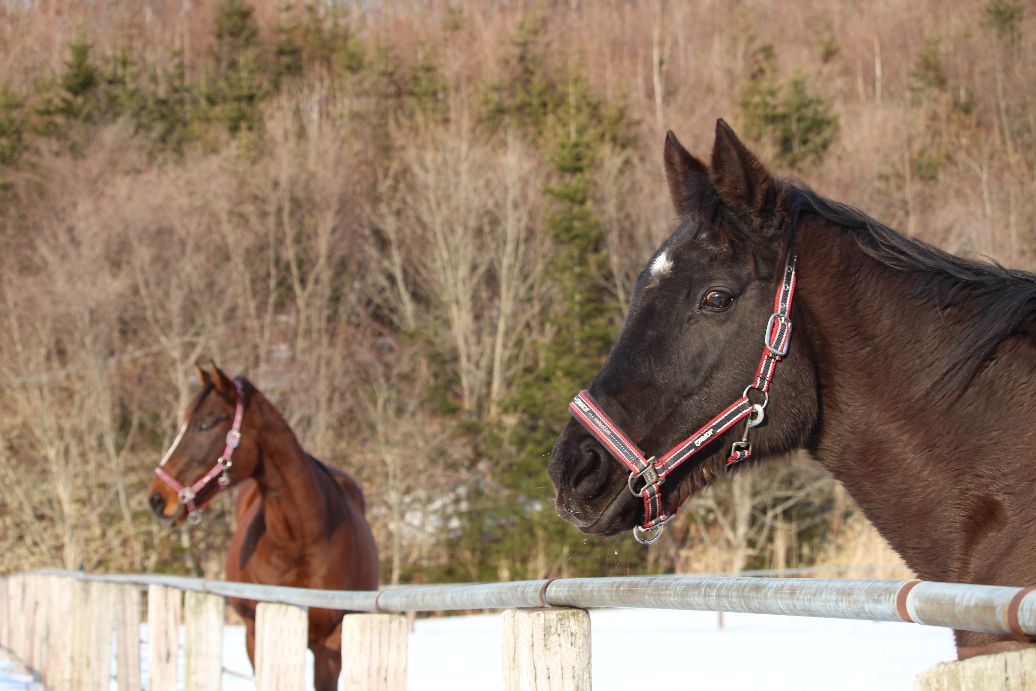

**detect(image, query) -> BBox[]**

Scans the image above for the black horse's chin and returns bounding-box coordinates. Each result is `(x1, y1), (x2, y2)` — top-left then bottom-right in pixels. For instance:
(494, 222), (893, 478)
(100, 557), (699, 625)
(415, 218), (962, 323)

(556, 485), (640, 536)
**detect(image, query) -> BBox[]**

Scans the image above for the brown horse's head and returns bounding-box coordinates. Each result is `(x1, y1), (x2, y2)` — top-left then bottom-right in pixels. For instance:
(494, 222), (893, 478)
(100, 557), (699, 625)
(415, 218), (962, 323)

(548, 121), (819, 539)
(147, 362), (260, 523)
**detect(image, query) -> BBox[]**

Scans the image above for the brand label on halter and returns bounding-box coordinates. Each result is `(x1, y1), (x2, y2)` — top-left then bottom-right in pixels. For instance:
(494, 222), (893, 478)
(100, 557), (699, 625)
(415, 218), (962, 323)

(693, 428), (714, 447)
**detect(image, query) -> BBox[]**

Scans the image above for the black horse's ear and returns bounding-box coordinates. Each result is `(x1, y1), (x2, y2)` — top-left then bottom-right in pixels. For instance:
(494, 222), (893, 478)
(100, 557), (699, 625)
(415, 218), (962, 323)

(710, 119), (776, 219)
(664, 130), (710, 217)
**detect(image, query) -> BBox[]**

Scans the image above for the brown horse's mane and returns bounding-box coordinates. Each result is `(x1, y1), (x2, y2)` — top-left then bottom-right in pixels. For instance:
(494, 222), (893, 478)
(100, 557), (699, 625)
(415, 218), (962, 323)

(784, 184), (1036, 396)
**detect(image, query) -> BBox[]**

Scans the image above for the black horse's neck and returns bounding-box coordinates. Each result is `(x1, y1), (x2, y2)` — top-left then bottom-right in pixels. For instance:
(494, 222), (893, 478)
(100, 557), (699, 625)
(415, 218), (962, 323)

(795, 219), (1036, 589)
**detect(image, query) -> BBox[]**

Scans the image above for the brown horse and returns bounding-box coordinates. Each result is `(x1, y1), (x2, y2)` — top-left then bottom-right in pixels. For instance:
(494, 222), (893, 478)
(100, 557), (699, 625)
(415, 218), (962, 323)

(147, 363), (379, 690)
(549, 120), (1036, 660)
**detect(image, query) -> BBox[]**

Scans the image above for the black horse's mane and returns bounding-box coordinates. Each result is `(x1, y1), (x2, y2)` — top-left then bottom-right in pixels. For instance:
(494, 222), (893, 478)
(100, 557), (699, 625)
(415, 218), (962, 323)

(785, 185), (1036, 394)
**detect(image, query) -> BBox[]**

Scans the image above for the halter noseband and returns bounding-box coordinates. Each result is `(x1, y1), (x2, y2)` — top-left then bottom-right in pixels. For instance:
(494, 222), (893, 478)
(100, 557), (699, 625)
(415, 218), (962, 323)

(569, 250), (798, 544)
(154, 378), (246, 525)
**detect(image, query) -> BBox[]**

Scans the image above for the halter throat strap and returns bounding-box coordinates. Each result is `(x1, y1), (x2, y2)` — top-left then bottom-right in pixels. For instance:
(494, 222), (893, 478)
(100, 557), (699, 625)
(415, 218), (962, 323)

(569, 251), (798, 544)
(154, 378), (246, 525)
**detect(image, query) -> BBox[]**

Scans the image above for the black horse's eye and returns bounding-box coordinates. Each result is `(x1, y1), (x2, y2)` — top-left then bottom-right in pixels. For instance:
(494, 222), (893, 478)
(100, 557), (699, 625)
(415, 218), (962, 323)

(701, 289), (734, 312)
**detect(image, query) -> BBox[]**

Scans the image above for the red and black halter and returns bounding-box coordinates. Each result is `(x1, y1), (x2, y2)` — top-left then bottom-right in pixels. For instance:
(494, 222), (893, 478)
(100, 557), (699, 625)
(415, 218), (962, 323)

(154, 378), (246, 524)
(569, 250), (798, 544)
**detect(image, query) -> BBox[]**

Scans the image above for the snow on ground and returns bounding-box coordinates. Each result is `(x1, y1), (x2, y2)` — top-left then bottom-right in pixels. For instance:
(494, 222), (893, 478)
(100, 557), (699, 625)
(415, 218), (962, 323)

(2, 608), (957, 690)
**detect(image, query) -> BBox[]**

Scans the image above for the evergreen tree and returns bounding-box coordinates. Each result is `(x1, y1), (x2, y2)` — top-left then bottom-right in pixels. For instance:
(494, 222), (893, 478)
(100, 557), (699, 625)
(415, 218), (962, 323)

(206, 0), (267, 134)
(739, 44), (838, 169)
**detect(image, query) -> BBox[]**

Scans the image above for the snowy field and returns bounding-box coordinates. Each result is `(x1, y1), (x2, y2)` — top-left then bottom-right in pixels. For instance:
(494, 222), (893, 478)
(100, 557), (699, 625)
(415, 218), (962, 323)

(2, 608), (956, 690)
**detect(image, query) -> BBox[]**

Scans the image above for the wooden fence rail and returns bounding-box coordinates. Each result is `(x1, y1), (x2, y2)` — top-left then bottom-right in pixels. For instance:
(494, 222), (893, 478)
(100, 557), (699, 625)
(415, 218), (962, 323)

(2, 569), (1036, 690)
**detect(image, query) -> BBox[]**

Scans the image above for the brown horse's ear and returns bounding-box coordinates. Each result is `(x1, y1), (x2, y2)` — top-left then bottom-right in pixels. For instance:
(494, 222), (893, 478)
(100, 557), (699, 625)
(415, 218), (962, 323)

(664, 130), (710, 218)
(709, 119), (776, 219)
(206, 361), (236, 401)
(195, 363), (210, 387)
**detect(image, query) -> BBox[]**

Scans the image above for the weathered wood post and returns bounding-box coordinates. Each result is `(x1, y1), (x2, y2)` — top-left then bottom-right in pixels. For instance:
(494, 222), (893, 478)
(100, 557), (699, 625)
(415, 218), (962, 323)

(30, 575), (50, 680)
(21, 574), (37, 672)
(47, 575), (73, 691)
(147, 584), (182, 691)
(340, 613), (409, 690)
(0, 576), (8, 650)
(114, 584), (142, 691)
(70, 580), (114, 691)
(183, 591), (224, 691)
(8, 574), (24, 662)
(254, 602), (308, 691)
(502, 608), (592, 691)
(915, 649), (1036, 690)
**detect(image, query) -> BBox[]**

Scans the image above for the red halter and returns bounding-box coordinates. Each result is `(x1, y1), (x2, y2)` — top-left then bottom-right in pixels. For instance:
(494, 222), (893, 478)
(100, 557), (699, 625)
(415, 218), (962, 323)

(569, 251), (798, 544)
(154, 379), (246, 525)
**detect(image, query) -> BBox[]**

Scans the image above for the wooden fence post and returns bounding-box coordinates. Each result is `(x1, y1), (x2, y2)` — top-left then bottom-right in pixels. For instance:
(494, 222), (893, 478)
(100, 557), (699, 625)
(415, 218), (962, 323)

(70, 580), (114, 691)
(30, 575), (49, 679)
(47, 575), (73, 691)
(502, 608), (591, 691)
(183, 591), (224, 691)
(8, 574), (24, 662)
(340, 613), (409, 690)
(147, 584), (182, 691)
(254, 602), (308, 691)
(114, 584), (142, 691)
(21, 575), (36, 672)
(26, 575), (45, 680)
(0, 576), (7, 650)
(915, 648), (1036, 690)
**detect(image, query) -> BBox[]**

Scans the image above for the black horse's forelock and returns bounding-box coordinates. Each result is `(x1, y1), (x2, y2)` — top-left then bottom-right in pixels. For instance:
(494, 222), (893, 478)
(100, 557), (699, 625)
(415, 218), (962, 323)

(786, 184), (1036, 398)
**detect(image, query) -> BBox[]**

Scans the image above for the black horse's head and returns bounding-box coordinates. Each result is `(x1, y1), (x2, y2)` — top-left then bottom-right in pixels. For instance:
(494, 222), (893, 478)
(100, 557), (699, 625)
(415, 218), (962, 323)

(548, 120), (819, 537)
(147, 362), (259, 523)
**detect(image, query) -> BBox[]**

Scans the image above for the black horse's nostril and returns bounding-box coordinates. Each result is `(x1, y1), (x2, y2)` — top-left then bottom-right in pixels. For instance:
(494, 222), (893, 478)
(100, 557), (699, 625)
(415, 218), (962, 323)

(571, 439), (612, 495)
(149, 492), (166, 515)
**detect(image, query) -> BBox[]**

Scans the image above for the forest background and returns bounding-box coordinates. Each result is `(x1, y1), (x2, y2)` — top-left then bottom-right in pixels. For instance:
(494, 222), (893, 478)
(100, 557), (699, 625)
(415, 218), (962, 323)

(0, 0), (1031, 584)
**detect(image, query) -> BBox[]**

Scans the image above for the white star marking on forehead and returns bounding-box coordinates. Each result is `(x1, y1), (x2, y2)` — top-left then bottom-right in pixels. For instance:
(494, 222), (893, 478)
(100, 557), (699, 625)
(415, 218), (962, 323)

(650, 251), (673, 278)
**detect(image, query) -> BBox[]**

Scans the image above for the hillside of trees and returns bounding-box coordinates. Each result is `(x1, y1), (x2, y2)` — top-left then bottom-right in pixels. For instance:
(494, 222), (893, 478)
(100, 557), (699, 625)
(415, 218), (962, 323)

(0, 0), (1031, 582)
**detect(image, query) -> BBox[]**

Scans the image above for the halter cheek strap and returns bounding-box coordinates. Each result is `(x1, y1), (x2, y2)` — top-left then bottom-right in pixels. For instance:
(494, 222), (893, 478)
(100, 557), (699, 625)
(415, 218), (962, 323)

(569, 252), (798, 544)
(154, 378), (246, 525)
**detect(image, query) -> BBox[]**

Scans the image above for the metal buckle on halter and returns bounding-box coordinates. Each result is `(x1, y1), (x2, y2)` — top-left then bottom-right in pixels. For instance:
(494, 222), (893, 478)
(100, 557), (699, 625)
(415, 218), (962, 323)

(226, 429), (242, 449)
(627, 459), (660, 497)
(633, 515), (672, 545)
(764, 312), (792, 357)
(178, 487), (196, 504)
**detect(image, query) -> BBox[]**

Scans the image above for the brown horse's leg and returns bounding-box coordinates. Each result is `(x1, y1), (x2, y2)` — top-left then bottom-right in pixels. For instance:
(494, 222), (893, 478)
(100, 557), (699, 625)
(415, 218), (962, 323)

(312, 622), (343, 691)
(312, 643), (342, 691)
(245, 619), (256, 672)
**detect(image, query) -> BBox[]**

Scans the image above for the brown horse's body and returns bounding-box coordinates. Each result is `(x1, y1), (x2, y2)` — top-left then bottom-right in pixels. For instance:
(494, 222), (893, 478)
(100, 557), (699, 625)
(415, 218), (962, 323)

(148, 365), (378, 690)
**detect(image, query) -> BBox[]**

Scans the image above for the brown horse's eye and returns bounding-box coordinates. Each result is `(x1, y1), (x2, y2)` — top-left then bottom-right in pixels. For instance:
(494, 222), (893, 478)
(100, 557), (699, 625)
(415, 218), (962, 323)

(701, 289), (734, 312)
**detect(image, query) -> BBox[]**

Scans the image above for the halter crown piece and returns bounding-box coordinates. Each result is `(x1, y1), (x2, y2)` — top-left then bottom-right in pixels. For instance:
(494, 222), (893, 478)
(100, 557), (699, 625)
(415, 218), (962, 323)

(154, 378), (246, 525)
(569, 250), (798, 544)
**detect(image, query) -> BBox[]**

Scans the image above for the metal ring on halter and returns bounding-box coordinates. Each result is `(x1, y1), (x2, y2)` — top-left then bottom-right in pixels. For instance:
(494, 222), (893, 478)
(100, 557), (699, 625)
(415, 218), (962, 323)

(226, 429), (242, 449)
(179, 487), (196, 503)
(633, 519), (669, 545)
(742, 385), (769, 409)
(746, 403), (766, 429)
(627, 459), (660, 497)
(187, 510), (202, 525)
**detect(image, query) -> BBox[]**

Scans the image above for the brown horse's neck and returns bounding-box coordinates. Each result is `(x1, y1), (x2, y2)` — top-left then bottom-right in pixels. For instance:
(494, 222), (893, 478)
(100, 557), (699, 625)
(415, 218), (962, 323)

(795, 223), (1036, 585)
(248, 394), (336, 546)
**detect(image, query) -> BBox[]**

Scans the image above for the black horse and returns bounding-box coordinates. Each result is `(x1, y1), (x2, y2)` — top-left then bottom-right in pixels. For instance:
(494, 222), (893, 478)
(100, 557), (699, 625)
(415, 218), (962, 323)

(549, 120), (1036, 660)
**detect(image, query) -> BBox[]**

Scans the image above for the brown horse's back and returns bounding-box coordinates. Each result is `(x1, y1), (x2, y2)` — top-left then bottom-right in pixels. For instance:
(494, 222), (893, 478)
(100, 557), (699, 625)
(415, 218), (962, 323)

(314, 456), (367, 515)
